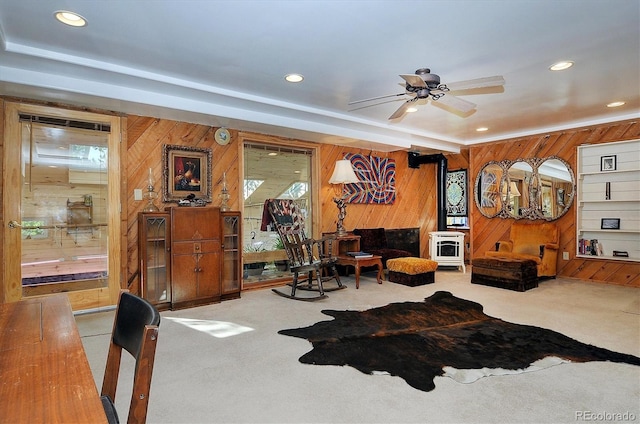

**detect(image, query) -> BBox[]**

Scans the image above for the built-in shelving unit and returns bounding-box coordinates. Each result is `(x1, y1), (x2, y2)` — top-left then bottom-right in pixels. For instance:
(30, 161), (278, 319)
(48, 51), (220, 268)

(576, 139), (639, 262)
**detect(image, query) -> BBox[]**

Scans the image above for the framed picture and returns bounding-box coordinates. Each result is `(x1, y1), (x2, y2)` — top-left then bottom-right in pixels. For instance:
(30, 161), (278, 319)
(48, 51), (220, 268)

(446, 169), (468, 217)
(600, 155), (616, 171)
(162, 144), (212, 203)
(600, 218), (620, 230)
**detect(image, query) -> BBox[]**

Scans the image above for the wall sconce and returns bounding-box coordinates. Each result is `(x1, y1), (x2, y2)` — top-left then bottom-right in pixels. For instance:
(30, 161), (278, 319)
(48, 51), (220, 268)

(329, 159), (359, 236)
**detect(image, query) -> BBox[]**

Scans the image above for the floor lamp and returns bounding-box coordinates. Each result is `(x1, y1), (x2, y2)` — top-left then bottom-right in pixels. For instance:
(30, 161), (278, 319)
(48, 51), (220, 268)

(329, 159), (359, 236)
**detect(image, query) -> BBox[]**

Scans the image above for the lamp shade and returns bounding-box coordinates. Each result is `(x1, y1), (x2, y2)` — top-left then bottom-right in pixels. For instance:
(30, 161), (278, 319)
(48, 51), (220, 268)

(329, 160), (359, 184)
(510, 181), (521, 197)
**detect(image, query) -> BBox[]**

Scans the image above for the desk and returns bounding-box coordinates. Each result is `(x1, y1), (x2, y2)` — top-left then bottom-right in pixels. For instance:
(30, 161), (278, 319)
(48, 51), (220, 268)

(336, 255), (384, 289)
(0, 294), (108, 423)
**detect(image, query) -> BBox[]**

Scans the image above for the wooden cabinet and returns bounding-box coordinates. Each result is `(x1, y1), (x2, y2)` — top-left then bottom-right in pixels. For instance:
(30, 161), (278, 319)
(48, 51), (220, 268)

(576, 139), (640, 262)
(170, 207), (222, 309)
(139, 207), (241, 310)
(138, 212), (171, 310)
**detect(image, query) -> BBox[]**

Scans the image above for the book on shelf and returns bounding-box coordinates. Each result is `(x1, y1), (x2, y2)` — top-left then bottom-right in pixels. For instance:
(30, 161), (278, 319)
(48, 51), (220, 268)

(346, 251), (373, 258)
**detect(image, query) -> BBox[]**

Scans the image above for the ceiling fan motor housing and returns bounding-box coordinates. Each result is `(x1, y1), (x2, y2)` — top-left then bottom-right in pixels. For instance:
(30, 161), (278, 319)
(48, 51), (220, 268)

(415, 68), (441, 88)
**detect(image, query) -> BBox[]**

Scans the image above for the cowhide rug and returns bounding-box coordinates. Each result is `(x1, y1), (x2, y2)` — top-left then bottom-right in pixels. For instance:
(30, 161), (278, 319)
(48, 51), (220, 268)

(279, 291), (640, 392)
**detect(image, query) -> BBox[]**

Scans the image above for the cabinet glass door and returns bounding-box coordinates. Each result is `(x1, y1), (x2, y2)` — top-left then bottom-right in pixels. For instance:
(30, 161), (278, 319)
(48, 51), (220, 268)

(222, 212), (241, 296)
(140, 213), (171, 307)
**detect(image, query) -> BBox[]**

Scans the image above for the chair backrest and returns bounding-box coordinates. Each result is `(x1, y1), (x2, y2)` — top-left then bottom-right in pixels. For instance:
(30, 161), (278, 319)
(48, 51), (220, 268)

(510, 222), (559, 255)
(265, 199), (317, 267)
(102, 291), (161, 424)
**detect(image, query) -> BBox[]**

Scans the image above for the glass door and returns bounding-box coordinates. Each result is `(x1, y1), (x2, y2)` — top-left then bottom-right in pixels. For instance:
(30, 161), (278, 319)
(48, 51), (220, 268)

(3, 102), (121, 308)
(19, 118), (109, 297)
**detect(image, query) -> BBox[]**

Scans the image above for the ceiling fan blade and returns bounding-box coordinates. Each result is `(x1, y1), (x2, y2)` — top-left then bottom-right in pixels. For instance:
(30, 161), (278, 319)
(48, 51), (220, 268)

(348, 92), (406, 105)
(399, 74), (426, 88)
(435, 93), (476, 113)
(389, 98), (417, 120)
(443, 75), (505, 91)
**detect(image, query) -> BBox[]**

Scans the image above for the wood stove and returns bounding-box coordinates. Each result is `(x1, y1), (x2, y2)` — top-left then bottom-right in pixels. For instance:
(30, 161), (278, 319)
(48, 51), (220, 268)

(429, 231), (466, 273)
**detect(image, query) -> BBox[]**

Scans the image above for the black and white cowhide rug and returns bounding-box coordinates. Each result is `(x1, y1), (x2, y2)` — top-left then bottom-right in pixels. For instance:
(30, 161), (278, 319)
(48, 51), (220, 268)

(278, 291), (640, 392)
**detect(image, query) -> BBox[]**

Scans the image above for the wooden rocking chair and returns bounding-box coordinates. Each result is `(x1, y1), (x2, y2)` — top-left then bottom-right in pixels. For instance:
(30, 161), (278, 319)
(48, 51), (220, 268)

(265, 199), (344, 301)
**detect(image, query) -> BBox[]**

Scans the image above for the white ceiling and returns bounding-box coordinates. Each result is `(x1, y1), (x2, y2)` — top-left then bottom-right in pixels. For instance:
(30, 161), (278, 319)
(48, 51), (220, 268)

(0, 0), (638, 153)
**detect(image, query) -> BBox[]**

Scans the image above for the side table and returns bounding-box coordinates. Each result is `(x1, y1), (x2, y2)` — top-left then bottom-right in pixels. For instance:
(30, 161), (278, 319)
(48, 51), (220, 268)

(336, 255), (384, 289)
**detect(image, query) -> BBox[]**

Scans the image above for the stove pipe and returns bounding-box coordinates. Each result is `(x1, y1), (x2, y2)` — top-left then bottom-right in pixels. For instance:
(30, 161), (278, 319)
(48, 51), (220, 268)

(408, 152), (447, 231)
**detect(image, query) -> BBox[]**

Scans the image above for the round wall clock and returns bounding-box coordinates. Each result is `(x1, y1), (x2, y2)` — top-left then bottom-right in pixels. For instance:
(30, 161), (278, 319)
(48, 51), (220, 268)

(214, 127), (231, 145)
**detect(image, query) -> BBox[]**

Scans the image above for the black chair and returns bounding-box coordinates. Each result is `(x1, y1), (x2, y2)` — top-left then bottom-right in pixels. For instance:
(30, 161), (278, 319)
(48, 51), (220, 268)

(101, 291), (161, 424)
(265, 198), (344, 301)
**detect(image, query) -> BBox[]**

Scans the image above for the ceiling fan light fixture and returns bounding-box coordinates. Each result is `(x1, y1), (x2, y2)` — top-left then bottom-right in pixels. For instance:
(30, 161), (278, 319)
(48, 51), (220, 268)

(284, 73), (304, 83)
(606, 101), (625, 108)
(54, 10), (87, 27)
(549, 61), (574, 71)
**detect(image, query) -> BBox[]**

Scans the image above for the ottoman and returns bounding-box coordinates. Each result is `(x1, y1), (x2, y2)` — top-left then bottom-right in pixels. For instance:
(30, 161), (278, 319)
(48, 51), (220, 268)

(387, 257), (438, 286)
(471, 257), (538, 292)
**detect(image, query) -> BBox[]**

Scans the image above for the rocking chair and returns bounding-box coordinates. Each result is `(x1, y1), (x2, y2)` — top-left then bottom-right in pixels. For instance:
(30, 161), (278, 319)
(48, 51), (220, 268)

(265, 199), (345, 301)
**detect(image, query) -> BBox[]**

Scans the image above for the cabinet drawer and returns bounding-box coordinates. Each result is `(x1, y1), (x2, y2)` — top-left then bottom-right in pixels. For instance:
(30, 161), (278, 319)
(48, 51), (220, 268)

(172, 240), (220, 255)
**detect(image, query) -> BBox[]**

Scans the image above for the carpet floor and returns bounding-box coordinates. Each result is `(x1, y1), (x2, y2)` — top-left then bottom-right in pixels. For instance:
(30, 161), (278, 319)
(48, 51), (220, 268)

(76, 270), (640, 423)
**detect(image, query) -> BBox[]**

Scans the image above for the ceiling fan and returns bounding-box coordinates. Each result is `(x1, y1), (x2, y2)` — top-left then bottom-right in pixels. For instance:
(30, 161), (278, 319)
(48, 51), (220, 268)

(349, 68), (505, 119)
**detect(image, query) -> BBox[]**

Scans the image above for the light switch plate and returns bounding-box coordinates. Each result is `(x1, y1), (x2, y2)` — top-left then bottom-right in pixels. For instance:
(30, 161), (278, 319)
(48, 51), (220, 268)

(134, 189), (143, 201)
(562, 251), (569, 260)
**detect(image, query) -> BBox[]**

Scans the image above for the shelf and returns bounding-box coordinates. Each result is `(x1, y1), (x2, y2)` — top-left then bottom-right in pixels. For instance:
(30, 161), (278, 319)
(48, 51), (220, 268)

(579, 229), (640, 234)
(579, 199), (637, 203)
(579, 168), (640, 177)
(576, 254), (639, 262)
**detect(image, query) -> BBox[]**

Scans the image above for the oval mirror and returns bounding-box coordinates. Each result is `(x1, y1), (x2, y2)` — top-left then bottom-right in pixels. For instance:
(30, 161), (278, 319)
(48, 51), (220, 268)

(537, 157), (575, 220)
(475, 162), (505, 218)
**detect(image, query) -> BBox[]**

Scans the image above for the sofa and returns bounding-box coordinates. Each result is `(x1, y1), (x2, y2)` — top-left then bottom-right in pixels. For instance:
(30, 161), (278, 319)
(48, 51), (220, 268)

(484, 221), (559, 278)
(353, 228), (415, 267)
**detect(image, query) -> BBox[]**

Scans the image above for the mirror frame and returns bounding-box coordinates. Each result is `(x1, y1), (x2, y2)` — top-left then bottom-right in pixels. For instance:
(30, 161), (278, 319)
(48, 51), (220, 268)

(474, 156), (575, 221)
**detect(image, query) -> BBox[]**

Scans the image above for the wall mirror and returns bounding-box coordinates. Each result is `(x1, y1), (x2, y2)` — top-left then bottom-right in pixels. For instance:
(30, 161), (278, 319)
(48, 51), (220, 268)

(474, 156), (575, 220)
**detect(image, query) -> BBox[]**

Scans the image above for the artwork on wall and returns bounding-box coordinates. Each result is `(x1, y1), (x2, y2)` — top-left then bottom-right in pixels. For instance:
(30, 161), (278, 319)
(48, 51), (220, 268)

(162, 144), (212, 203)
(446, 169), (468, 216)
(343, 153), (396, 204)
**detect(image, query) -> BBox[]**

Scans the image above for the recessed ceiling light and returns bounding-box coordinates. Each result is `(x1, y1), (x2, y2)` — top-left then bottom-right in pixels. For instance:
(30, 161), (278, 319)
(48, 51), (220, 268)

(284, 73), (304, 83)
(549, 61), (574, 71)
(406, 107), (418, 113)
(476, 127), (489, 132)
(607, 101), (625, 108)
(54, 10), (87, 27)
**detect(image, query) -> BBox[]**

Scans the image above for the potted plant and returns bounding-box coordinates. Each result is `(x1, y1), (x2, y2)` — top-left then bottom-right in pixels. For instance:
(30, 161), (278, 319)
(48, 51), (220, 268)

(272, 238), (289, 271)
(243, 244), (267, 277)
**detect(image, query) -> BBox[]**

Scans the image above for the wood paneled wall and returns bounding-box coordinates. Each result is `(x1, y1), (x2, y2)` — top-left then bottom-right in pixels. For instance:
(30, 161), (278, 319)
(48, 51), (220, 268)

(469, 119), (640, 287)
(319, 144), (438, 257)
(125, 116), (241, 295)
(5, 100), (636, 299)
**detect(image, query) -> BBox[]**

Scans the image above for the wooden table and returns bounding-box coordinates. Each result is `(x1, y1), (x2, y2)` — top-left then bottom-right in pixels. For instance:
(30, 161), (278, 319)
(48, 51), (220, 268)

(336, 255), (384, 289)
(0, 294), (108, 423)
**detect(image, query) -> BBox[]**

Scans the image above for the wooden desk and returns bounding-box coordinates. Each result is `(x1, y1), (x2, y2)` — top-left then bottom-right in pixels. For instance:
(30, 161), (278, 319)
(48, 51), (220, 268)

(0, 294), (108, 423)
(336, 255), (384, 289)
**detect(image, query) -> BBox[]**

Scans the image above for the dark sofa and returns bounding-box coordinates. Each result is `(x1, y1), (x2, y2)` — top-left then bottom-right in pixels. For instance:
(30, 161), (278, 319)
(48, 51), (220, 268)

(353, 228), (416, 267)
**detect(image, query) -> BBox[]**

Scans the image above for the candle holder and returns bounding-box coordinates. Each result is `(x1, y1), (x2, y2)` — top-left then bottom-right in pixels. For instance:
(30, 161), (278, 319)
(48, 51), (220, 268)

(219, 172), (230, 211)
(143, 168), (160, 212)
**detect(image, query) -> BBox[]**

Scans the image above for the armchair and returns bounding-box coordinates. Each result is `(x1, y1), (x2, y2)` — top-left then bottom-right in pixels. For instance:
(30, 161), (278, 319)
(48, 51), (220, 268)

(485, 221), (559, 278)
(353, 228), (415, 267)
